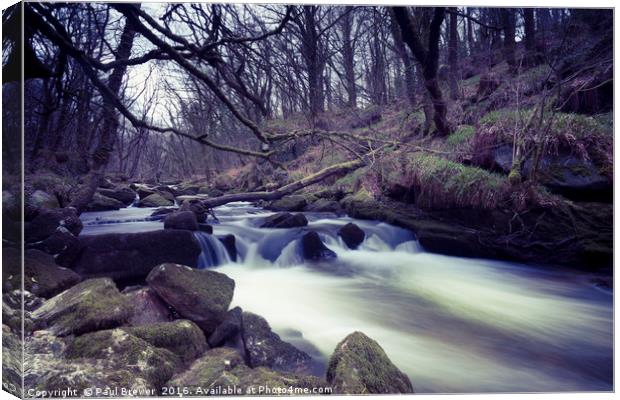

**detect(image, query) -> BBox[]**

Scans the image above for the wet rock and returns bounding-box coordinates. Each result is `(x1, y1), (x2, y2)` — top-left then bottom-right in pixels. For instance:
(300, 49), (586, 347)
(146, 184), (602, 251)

(3, 325), (23, 398)
(305, 198), (342, 213)
(260, 212), (308, 228)
(139, 193), (173, 207)
(122, 320), (208, 364)
(98, 186), (137, 206)
(164, 211), (199, 231)
(208, 307), (243, 348)
(132, 184), (155, 199)
(267, 195), (307, 212)
(167, 347), (326, 394)
(338, 223), (365, 249)
(219, 234), (237, 262)
(146, 264), (235, 334)
(175, 185), (200, 196)
(198, 223), (213, 234)
(25, 207), (82, 243)
(64, 328), (181, 390)
(123, 287), (173, 326)
(301, 232), (337, 262)
(3, 290), (44, 312)
(28, 227), (78, 256)
(166, 347), (245, 390)
(66, 230), (201, 281)
(180, 199), (207, 223)
(242, 311), (313, 374)
(326, 331), (413, 394)
(31, 278), (132, 336)
(150, 207), (177, 220)
(85, 192), (125, 211)
(3, 248), (81, 298)
(28, 190), (60, 210)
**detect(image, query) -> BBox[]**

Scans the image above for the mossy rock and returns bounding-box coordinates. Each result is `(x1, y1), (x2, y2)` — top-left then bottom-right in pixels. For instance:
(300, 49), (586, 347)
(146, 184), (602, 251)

(242, 312), (312, 374)
(267, 195), (307, 212)
(85, 192), (125, 211)
(65, 328), (181, 390)
(2, 325), (23, 398)
(166, 347), (245, 390)
(31, 278), (132, 336)
(326, 331), (413, 394)
(139, 193), (173, 207)
(146, 264), (235, 334)
(167, 347), (327, 395)
(122, 320), (208, 364)
(3, 248), (81, 299)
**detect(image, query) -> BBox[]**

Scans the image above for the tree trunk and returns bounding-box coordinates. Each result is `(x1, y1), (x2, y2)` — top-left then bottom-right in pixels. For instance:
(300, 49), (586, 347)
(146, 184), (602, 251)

(69, 8), (140, 212)
(448, 8), (459, 100)
(523, 8), (537, 66)
(389, 12), (416, 107)
(392, 6), (451, 136)
(501, 8), (517, 73)
(340, 9), (357, 108)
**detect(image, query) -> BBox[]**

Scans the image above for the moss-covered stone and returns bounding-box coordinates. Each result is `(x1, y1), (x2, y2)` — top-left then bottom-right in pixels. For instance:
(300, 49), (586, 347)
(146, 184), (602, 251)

(3, 325), (23, 398)
(326, 331), (413, 394)
(31, 278), (132, 336)
(3, 248), (81, 299)
(85, 192), (125, 211)
(167, 348), (328, 396)
(146, 264), (234, 334)
(267, 195), (307, 212)
(139, 193), (173, 207)
(122, 320), (208, 364)
(242, 312), (313, 374)
(65, 328), (181, 389)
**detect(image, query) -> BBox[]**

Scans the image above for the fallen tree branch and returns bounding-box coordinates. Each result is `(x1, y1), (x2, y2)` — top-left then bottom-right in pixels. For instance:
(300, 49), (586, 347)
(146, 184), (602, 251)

(201, 146), (387, 208)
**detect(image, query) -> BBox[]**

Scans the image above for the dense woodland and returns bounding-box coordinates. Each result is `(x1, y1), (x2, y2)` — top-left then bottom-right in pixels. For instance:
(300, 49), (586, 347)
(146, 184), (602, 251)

(2, 4), (614, 267)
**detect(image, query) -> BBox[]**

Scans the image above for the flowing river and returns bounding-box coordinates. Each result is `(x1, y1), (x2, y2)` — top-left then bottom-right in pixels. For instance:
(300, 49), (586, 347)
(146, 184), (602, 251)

(80, 202), (613, 393)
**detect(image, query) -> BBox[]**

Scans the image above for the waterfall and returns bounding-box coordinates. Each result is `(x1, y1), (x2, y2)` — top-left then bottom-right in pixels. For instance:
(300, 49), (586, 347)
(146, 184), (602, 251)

(194, 231), (232, 269)
(129, 193), (140, 207)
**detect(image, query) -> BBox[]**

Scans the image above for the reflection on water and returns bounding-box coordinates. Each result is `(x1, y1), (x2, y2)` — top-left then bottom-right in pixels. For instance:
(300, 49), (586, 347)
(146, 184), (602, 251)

(80, 202), (613, 393)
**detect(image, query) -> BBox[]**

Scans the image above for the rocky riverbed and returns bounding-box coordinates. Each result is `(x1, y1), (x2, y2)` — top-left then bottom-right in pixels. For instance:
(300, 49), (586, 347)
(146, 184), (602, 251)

(2, 181), (613, 396)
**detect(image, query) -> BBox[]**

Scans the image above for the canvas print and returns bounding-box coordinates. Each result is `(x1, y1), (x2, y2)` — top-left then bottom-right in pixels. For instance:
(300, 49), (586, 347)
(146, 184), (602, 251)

(2, 2), (613, 397)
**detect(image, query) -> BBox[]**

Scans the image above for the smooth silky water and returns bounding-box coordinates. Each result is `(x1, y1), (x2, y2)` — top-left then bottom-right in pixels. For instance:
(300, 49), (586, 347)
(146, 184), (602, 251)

(80, 202), (613, 393)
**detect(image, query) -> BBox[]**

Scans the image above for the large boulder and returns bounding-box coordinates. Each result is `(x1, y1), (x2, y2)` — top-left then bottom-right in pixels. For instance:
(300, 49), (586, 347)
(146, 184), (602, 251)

(267, 195), (307, 212)
(164, 211), (199, 231)
(65, 230), (201, 281)
(150, 207), (177, 220)
(305, 198), (342, 213)
(28, 190), (60, 210)
(301, 232), (337, 262)
(338, 223), (365, 249)
(180, 199), (207, 223)
(31, 278), (132, 336)
(260, 212), (308, 228)
(98, 187), (137, 206)
(140, 193), (173, 208)
(146, 264), (235, 334)
(326, 331), (413, 394)
(25, 207), (82, 243)
(28, 227), (78, 256)
(122, 287), (173, 326)
(85, 192), (125, 211)
(242, 311), (312, 374)
(167, 347), (326, 395)
(122, 320), (208, 364)
(3, 248), (81, 298)
(64, 328), (181, 390)
(208, 307), (243, 348)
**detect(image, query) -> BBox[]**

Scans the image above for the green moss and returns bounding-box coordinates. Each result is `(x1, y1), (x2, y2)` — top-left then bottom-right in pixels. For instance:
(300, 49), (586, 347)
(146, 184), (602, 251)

(66, 329), (181, 389)
(463, 74), (481, 87)
(326, 331), (412, 394)
(122, 320), (208, 363)
(404, 153), (508, 209)
(446, 125), (475, 148)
